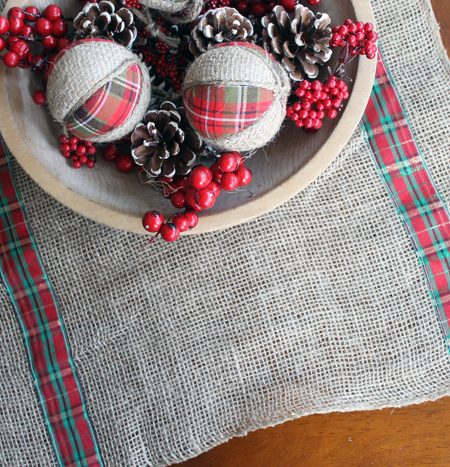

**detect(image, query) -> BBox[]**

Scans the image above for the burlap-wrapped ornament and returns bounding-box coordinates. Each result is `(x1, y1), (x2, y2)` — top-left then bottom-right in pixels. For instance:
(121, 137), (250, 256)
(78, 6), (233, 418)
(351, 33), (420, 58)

(46, 39), (151, 143)
(139, 0), (203, 23)
(182, 42), (291, 152)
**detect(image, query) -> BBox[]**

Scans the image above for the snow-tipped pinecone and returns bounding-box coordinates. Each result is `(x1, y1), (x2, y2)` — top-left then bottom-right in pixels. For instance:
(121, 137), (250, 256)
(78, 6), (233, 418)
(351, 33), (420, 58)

(261, 5), (332, 81)
(189, 7), (254, 57)
(131, 101), (204, 178)
(74, 0), (137, 49)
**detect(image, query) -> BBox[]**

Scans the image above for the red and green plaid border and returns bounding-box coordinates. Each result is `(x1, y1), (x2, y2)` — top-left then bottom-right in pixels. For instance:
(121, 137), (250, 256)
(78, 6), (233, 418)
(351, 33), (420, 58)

(0, 142), (103, 466)
(362, 53), (450, 348)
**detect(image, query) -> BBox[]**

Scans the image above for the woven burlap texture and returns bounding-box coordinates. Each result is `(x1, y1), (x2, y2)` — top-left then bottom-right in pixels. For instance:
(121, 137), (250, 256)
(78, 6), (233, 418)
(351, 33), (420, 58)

(183, 44), (291, 151)
(1, 0), (449, 466)
(47, 40), (151, 143)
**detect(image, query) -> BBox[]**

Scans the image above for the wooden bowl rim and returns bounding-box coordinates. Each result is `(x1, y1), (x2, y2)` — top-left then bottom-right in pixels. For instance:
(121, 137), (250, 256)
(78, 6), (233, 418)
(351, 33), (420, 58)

(0, 0), (376, 235)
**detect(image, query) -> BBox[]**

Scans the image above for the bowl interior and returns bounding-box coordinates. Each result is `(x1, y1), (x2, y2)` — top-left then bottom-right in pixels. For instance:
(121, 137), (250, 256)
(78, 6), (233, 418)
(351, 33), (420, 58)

(1, 0), (371, 233)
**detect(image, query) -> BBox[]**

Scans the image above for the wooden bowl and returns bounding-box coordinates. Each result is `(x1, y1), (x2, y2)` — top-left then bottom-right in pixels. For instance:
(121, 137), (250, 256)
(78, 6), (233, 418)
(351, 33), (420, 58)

(0, 0), (376, 234)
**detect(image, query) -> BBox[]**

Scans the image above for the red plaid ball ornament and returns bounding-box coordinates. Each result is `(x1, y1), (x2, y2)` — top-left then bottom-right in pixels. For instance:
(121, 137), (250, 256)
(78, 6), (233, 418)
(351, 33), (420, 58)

(46, 39), (151, 143)
(182, 42), (290, 152)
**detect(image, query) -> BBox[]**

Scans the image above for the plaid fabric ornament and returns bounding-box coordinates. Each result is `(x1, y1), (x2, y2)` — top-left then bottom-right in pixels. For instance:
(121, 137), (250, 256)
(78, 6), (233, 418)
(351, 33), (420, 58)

(66, 63), (143, 140)
(183, 85), (274, 139)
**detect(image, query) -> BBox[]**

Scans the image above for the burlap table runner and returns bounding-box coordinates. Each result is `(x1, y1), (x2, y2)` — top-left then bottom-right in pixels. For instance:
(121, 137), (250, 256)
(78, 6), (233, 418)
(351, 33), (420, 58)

(1, 0), (449, 465)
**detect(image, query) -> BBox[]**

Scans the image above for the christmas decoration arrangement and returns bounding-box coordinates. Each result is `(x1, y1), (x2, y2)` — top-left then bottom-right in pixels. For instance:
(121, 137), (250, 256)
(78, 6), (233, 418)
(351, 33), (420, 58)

(0, 0), (378, 242)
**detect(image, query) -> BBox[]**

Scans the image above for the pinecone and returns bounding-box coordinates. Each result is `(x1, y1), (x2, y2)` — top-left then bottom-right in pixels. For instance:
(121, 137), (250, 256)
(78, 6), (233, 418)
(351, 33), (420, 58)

(261, 5), (332, 81)
(189, 7), (254, 57)
(74, 0), (137, 49)
(131, 102), (204, 178)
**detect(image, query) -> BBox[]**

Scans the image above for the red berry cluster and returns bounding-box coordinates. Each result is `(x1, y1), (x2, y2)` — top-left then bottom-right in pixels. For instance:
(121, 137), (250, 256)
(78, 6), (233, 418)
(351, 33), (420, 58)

(286, 76), (350, 130)
(140, 37), (189, 92)
(0, 5), (69, 69)
(101, 144), (136, 173)
(123, 0), (142, 9)
(59, 135), (97, 169)
(331, 20), (378, 59)
(203, 0), (232, 12)
(143, 152), (252, 242)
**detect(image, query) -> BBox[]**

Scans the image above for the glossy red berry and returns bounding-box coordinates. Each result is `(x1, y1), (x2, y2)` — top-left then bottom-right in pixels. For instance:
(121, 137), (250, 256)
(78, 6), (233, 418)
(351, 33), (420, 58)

(10, 39), (29, 57)
(8, 17), (23, 35)
(185, 188), (203, 212)
(187, 165), (213, 190)
(115, 153), (134, 173)
(172, 214), (190, 233)
(0, 16), (9, 35)
(8, 7), (24, 20)
(20, 24), (34, 38)
(207, 180), (221, 198)
(3, 51), (19, 68)
(142, 210), (164, 233)
(35, 17), (52, 36)
(160, 223), (180, 242)
(51, 19), (67, 37)
(218, 152), (239, 173)
(44, 4), (62, 22)
(0, 37), (5, 53)
(170, 190), (186, 209)
(32, 90), (46, 106)
(41, 35), (57, 49)
(236, 165), (252, 187)
(220, 172), (239, 191)
(184, 211), (199, 229)
(211, 161), (224, 182)
(197, 188), (216, 210)
(280, 0), (296, 10)
(102, 144), (119, 161)
(24, 6), (40, 21)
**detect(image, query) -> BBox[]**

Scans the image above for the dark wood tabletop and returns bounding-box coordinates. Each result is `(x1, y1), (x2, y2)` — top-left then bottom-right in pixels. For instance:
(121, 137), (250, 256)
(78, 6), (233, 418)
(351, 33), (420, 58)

(180, 4), (450, 466)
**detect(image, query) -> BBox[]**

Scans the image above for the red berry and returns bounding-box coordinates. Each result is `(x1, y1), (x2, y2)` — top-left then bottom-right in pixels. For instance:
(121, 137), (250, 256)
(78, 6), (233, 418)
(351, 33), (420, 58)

(102, 144), (119, 161)
(160, 223), (180, 242)
(250, 2), (266, 16)
(86, 160), (95, 168)
(32, 90), (46, 106)
(207, 180), (221, 198)
(185, 188), (203, 212)
(0, 37), (5, 53)
(187, 165), (212, 190)
(44, 4), (62, 22)
(280, 0), (296, 10)
(218, 152), (239, 173)
(142, 210), (164, 233)
(72, 160), (82, 169)
(8, 17), (23, 35)
(41, 35), (57, 49)
(236, 165), (252, 187)
(3, 51), (19, 68)
(220, 172), (239, 191)
(170, 191), (186, 209)
(172, 214), (190, 233)
(10, 39), (28, 57)
(76, 145), (86, 156)
(184, 211), (199, 229)
(51, 19), (67, 37)
(35, 17), (52, 36)
(20, 24), (34, 38)
(197, 188), (216, 210)
(211, 161), (224, 182)
(115, 153), (134, 173)
(8, 7), (24, 20)
(24, 6), (40, 21)
(0, 16), (9, 35)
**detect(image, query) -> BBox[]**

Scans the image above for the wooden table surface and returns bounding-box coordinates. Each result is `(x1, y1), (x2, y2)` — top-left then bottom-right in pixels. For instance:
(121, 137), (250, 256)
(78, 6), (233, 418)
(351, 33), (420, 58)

(180, 4), (450, 466)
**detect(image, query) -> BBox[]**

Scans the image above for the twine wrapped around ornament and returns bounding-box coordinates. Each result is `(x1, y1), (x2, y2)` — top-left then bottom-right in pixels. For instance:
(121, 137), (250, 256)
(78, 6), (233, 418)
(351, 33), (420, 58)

(47, 39), (151, 143)
(139, 0), (203, 23)
(182, 42), (291, 152)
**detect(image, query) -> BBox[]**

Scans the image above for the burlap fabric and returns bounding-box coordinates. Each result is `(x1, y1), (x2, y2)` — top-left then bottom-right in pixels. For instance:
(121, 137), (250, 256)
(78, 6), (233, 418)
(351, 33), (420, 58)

(183, 43), (291, 151)
(47, 40), (151, 143)
(1, 0), (449, 465)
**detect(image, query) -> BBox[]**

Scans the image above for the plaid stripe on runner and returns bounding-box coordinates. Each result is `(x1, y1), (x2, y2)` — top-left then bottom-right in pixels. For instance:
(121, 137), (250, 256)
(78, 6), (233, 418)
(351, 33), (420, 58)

(66, 63), (143, 140)
(0, 142), (103, 466)
(184, 85), (274, 139)
(362, 53), (450, 347)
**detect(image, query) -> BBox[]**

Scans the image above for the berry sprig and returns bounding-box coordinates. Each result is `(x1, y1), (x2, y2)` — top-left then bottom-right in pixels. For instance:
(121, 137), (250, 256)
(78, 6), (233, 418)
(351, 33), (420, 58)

(0, 5), (69, 69)
(286, 76), (350, 130)
(142, 152), (253, 242)
(59, 135), (97, 169)
(331, 19), (378, 60)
